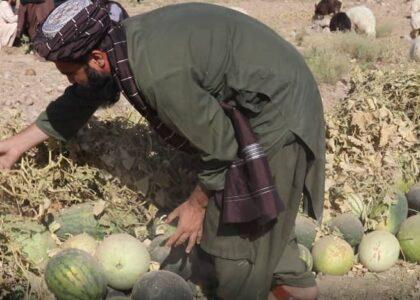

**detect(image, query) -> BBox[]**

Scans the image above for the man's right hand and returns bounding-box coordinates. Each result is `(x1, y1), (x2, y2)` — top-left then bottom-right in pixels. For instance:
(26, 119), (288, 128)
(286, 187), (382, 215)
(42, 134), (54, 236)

(0, 123), (49, 170)
(0, 142), (21, 169)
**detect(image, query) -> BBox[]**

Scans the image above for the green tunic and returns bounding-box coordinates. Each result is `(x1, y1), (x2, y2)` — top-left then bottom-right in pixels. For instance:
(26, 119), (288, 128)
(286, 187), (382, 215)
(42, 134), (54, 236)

(36, 3), (325, 297)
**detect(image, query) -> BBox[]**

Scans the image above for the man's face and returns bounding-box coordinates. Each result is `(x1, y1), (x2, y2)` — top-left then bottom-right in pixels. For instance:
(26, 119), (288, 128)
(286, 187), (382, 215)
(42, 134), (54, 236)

(55, 61), (112, 89)
(55, 61), (90, 86)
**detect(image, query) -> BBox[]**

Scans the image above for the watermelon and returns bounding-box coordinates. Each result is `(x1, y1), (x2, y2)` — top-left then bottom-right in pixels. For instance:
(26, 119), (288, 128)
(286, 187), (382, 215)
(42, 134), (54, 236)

(295, 215), (317, 250)
(48, 203), (105, 240)
(61, 233), (98, 256)
(376, 192), (408, 235)
(397, 215), (420, 263)
(298, 243), (313, 271)
(346, 193), (366, 219)
(132, 270), (193, 300)
(328, 213), (364, 247)
(148, 234), (194, 279)
(45, 248), (107, 300)
(312, 236), (354, 275)
(11, 231), (57, 268)
(106, 287), (126, 298)
(358, 230), (400, 272)
(95, 233), (151, 290)
(406, 183), (420, 213)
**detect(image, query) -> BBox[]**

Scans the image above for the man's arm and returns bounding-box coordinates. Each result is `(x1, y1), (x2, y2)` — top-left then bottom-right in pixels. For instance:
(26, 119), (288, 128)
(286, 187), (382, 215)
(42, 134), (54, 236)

(146, 68), (238, 251)
(0, 123), (48, 169)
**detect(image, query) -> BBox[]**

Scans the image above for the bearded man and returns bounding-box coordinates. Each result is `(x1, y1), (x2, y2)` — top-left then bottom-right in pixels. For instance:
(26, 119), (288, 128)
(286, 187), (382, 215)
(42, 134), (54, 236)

(0, 1), (325, 299)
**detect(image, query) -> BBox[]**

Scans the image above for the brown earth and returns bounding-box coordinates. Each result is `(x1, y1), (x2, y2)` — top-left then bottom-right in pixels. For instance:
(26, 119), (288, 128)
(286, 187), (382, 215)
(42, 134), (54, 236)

(0, 0), (419, 299)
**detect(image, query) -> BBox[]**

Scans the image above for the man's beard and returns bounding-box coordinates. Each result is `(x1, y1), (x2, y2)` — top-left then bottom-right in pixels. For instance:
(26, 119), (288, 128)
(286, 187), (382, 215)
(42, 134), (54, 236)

(83, 65), (120, 108)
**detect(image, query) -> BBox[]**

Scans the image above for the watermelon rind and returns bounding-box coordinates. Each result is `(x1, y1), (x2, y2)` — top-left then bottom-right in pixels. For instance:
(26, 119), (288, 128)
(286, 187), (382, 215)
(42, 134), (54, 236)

(298, 243), (313, 271)
(328, 213), (364, 247)
(376, 192), (408, 235)
(295, 215), (317, 250)
(397, 215), (420, 263)
(406, 183), (420, 213)
(148, 234), (194, 279)
(132, 270), (193, 300)
(45, 249), (107, 300)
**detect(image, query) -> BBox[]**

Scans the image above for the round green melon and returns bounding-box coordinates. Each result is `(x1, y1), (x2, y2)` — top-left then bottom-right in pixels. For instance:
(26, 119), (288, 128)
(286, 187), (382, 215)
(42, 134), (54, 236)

(61, 233), (98, 256)
(298, 243), (313, 271)
(376, 192), (408, 235)
(346, 193), (366, 219)
(312, 236), (354, 275)
(358, 230), (400, 272)
(295, 215), (317, 250)
(397, 215), (420, 263)
(45, 248), (107, 300)
(50, 203), (105, 240)
(148, 234), (194, 279)
(12, 231), (57, 268)
(328, 213), (364, 247)
(406, 183), (420, 213)
(95, 233), (151, 290)
(132, 270), (193, 300)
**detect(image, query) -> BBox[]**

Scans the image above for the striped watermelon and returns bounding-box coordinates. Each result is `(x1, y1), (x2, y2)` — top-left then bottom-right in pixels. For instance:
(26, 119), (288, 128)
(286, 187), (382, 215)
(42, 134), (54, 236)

(298, 243), (313, 271)
(45, 249), (107, 300)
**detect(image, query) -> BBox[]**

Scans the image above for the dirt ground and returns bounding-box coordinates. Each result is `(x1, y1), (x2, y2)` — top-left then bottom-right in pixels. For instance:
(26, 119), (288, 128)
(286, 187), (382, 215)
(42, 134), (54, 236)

(0, 0), (419, 299)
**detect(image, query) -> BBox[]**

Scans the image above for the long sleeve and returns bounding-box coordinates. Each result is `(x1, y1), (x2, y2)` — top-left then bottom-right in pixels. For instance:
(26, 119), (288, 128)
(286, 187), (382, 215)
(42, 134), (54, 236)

(36, 84), (117, 142)
(146, 68), (238, 191)
(0, 2), (17, 23)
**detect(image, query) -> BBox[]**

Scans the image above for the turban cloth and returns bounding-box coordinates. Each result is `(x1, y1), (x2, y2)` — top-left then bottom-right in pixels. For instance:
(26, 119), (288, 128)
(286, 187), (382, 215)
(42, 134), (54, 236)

(34, 0), (125, 61)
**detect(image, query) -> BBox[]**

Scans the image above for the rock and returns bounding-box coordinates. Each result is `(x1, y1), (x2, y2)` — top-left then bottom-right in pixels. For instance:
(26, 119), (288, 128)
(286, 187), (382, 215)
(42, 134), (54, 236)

(25, 69), (37, 76)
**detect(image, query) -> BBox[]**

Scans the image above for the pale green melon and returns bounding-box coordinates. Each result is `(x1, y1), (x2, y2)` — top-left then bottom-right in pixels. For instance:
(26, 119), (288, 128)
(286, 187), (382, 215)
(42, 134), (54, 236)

(95, 233), (151, 290)
(358, 230), (400, 272)
(61, 233), (98, 256)
(397, 215), (420, 263)
(312, 236), (354, 275)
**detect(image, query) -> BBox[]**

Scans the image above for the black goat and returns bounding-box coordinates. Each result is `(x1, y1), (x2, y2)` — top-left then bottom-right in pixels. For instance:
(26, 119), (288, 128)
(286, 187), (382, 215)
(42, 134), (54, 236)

(314, 0), (342, 19)
(330, 12), (352, 32)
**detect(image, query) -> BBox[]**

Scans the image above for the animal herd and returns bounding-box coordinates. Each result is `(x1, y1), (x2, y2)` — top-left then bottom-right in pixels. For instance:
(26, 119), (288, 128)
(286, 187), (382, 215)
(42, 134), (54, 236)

(312, 0), (419, 61)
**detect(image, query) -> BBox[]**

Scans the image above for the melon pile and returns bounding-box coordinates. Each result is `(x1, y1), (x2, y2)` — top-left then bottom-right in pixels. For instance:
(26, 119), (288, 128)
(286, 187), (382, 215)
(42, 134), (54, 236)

(296, 188), (420, 276)
(44, 232), (195, 300)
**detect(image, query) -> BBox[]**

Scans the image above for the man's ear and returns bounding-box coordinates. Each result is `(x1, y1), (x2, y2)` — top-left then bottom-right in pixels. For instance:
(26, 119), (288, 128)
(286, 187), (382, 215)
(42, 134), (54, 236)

(88, 50), (107, 69)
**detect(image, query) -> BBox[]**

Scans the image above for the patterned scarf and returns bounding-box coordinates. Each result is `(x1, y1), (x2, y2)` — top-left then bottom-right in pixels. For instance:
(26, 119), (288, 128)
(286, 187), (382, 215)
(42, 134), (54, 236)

(34, 0), (284, 226)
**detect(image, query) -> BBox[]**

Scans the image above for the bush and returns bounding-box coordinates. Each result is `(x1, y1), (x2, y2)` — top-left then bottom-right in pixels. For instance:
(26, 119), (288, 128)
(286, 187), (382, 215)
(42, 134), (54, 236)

(376, 22), (394, 38)
(304, 47), (350, 84)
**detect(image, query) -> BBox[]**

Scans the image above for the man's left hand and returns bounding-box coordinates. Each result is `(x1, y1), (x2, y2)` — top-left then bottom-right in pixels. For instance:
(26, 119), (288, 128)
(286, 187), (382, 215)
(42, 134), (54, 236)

(165, 184), (210, 253)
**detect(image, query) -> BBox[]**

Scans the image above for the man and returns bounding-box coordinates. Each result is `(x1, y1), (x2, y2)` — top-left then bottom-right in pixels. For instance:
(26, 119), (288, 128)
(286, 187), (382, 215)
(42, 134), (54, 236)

(0, 0), (18, 48)
(0, 1), (325, 299)
(16, 0), (53, 42)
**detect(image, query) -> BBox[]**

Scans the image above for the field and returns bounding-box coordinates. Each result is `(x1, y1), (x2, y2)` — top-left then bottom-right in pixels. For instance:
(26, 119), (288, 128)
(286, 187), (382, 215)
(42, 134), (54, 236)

(0, 0), (419, 299)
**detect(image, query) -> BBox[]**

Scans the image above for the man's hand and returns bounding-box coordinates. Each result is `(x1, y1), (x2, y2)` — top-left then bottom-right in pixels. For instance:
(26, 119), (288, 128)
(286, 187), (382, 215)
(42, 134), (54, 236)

(165, 184), (211, 253)
(0, 142), (21, 169)
(0, 123), (49, 170)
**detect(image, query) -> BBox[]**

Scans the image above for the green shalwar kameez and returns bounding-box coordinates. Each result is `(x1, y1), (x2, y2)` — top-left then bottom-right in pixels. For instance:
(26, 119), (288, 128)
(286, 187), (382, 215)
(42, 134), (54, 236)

(36, 3), (325, 299)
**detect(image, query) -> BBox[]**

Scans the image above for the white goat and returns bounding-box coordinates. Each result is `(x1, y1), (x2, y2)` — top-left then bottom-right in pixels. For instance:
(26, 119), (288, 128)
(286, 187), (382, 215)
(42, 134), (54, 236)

(345, 6), (376, 38)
